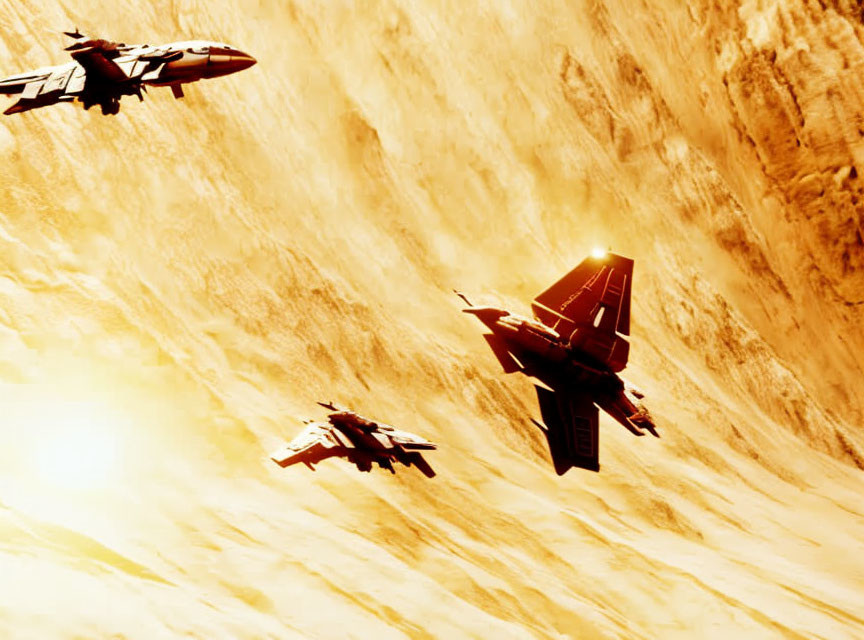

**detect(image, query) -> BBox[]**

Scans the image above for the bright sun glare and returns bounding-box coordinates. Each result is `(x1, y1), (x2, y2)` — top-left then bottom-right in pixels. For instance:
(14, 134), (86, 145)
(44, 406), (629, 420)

(30, 401), (121, 491)
(591, 247), (607, 258)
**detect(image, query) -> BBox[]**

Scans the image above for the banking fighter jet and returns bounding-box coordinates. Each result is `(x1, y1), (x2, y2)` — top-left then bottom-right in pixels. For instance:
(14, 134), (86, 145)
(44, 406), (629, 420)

(0, 29), (256, 115)
(457, 250), (657, 473)
(271, 403), (437, 477)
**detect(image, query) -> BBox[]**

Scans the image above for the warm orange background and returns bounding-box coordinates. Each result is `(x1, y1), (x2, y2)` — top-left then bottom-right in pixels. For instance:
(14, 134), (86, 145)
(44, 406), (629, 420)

(0, 1), (862, 638)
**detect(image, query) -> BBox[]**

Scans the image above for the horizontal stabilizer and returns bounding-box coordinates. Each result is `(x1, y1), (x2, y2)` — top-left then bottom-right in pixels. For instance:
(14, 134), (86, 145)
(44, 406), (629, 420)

(4, 100), (28, 115)
(3, 97), (51, 115)
(406, 452), (436, 478)
(483, 334), (522, 373)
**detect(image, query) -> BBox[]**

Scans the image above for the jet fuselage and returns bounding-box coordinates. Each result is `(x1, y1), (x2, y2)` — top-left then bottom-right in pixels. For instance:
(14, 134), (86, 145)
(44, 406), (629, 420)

(0, 37), (256, 115)
(138, 41), (257, 85)
(271, 407), (437, 477)
(464, 305), (655, 437)
(459, 252), (658, 472)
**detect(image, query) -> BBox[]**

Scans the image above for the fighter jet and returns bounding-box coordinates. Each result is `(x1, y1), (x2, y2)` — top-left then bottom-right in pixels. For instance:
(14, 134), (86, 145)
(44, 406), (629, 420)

(457, 250), (657, 474)
(0, 29), (256, 115)
(270, 403), (437, 477)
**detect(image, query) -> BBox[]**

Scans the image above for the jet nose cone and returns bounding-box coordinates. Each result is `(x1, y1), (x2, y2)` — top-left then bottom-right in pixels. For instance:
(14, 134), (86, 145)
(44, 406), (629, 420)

(206, 49), (257, 77)
(231, 51), (257, 71)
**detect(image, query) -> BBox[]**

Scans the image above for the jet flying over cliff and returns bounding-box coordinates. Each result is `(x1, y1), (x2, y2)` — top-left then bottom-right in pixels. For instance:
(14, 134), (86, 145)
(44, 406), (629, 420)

(0, 29), (256, 115)
(271, 403), (437, 477)
(458, 251), (657, 473)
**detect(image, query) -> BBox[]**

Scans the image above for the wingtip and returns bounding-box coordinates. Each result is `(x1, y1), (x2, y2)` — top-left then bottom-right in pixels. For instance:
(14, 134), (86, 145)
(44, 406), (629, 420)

(530, 418), (549, 433)
(269, 456), (289, 468)
(453, 289), (472, 306)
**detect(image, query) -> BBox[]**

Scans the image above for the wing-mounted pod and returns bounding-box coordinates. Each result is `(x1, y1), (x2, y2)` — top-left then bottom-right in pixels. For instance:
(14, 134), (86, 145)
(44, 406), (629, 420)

(377, 458), (396, 474)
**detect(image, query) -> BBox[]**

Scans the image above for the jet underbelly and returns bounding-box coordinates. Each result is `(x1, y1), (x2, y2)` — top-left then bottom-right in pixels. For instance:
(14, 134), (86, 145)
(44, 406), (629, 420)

(334, 424), (391, 452)
(155, 52), (208, 84)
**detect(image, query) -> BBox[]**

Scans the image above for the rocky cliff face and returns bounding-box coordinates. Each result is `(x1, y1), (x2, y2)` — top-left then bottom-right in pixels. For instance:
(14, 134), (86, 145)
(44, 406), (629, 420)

(0, 1), (862, 638)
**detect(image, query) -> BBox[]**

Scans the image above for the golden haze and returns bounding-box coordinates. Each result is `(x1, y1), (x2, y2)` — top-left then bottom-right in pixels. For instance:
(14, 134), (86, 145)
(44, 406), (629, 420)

(0, 1), (863, 638)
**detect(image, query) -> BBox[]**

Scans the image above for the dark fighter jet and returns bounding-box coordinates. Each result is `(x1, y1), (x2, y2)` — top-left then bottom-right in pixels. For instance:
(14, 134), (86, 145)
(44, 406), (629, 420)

(0, 29), (256, 115)
(270, 403), (437, 477)
(458, 250), (657, 473)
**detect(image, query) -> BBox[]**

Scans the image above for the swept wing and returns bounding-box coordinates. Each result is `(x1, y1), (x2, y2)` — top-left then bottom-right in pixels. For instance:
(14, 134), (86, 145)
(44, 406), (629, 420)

(270, 422), (349, 468)
(534, 385), (600, 473)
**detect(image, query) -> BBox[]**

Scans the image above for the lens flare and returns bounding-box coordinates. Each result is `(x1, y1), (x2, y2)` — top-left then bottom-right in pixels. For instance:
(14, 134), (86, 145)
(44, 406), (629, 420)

(19, 399), (123, 492)
(591, 247), (607, 259)
(33, 417), (118, 491)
